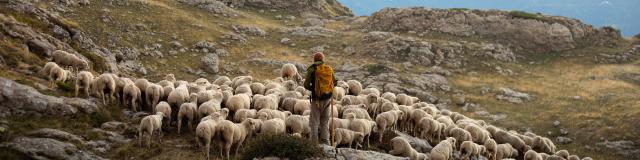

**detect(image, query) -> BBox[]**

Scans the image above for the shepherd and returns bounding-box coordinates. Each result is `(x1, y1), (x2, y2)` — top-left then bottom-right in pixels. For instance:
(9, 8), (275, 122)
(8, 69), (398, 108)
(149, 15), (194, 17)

(303, 52), (338, 145)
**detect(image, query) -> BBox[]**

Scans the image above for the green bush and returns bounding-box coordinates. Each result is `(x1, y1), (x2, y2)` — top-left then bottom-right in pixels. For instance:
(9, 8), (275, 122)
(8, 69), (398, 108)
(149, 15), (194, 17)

(57, 82), (75, 92)
(241, 134), (325, 160)
(509, 10), (547, 22)
(449, 8), (469, 11)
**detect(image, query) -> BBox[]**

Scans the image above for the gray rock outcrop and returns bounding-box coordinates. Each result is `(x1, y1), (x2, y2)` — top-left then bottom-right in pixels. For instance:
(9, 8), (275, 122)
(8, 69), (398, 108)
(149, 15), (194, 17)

(0, 137), (105, 160)
(0, 77), (101, 118)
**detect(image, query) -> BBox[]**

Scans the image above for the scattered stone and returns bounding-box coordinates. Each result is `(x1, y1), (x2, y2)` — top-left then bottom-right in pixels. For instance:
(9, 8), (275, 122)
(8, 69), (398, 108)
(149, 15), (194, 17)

(496, 87), (531, 104)
(559, 128), (569, 135)
(231, 25), (267, 36)
(556, 136), (573, 144)
(553, 121), (561, 127)
(280, 38), (290, 44)
(596, 140), (640, 157)
(26, 128), (85, 144)
(279, 27), (339, 38)
(200, 53), (219, 74)
(303, 18), (324, 27)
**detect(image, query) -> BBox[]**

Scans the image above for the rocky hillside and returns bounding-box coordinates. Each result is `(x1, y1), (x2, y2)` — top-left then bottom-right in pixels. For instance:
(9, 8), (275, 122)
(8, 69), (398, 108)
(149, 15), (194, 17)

(0, 0), (639, 160)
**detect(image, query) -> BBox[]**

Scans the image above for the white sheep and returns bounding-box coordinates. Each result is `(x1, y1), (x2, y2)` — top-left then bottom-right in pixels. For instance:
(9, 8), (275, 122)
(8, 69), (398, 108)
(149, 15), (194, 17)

(226, 94), (251, 114)
(555, 150), (570, 159)
(460, 141), (488, 160)
(524, 150), (543, 160)
(532, 136), (557, 154)
(493, 130), (528, 153)
(214, 119), (260, 159)
(231, 76), (253, 89)
(285, 115), (310, 137)
(396, 94), (416, 106)
(334, 128), (365, 149)
(348, 118), (376, 148)
(93, 73), (116, 104)
(74, 71), (94, 97)
(253, 94), (279, 111)
(346, 80), (362, 95)
(233, 109), (257, 123)
(47, 65), (71, 88)
(250, 82), (266, 95)
(342, 105), (372, 120)
(168, 84), (190, 120)
(145, 84), (164, 111)
(260, 118), (286, 135)
(484, 139), (498, 160)
(197, 90), (215, 106)
(123, 83), (142, 112)
(234, 84), (253, 95)
(330, 114), (353, 129)
(134, 78), (150, 104)
(332, 86), (346, 101)
(281, 63), (303, 84)
(464, 124), (490, 144)
(496, 143), (519, 160)
(39, 62), (58, 78)
(281, 98), (299, 112)
(138, 112), (164, 149)
(282, 80), (297, 91)
(257, 109), (291, 121)
(293, 99), (311, 115)
(408, 109), (431, 134)
(381, 92), (397, 103)
(177, 93), (198, 134)
(449, 127), (472, 146)
(418, 117), (440, 143)
(52, 50), (88, 71)
(430, 137), (457, 160)
(155, 101), (172, 128)
(389, 136), (427, 160)
(195, 118), (217, 160)
(213, 76), (231, 86)
(198, 99), (223, 121)
(375, 110), (404, 142)
(295, 86), (310, 97)
(361, 88), (381, 97)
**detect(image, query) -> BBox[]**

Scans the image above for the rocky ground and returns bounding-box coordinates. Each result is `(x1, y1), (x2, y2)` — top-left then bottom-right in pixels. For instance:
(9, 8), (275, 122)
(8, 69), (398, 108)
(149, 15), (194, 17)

(0, 0), (639, 159)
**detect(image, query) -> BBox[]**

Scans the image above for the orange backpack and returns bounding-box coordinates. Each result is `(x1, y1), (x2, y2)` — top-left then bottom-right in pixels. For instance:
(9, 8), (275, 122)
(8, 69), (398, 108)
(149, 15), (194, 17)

(314, 63), (334, 98)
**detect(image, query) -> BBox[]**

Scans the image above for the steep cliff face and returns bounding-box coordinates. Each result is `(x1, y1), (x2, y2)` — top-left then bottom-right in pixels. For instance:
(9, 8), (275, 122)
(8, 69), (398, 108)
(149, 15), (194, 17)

(366, 7), (621, 53)
(221, 0), (353, 17)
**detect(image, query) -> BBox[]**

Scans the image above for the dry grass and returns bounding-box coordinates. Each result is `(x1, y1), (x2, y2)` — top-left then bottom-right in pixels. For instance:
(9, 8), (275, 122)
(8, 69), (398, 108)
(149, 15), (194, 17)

(450, 52), (640, 159)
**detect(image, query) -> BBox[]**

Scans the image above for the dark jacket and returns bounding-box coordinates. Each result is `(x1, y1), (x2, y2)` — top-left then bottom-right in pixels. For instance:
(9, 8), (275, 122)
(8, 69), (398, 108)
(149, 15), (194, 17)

(303, 61), (337, 101)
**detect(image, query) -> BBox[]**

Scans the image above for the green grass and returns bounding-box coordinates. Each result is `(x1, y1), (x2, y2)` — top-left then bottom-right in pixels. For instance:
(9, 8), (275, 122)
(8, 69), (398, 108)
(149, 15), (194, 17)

(449, 8), (469, 11)
(509, 10), (549, 22)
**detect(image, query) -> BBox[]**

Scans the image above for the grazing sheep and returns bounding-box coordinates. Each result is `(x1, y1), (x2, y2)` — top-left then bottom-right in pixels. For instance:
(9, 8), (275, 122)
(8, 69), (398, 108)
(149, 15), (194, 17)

(464, 124), (490, 144)
(496, 143), (519, 160)
(281, 98), (299, 112)
(293, 100), (311, 115)
(169, 84), (190, 121)
(430, 137), (457, 160)
(145, 84), (164, 112)
(396, 94), (415, 106)
(213, 76), (231, 86)
(349, 118), (376, 148)
(257, 109), (291, 121)
(214, 119), (260, 159)
(253, 94), (279, 111)
(231, 76), (252, 89)
(334, 128), (365, 149)
(250, 82), (266, 95)
(177, 93), (198, 134)
(361, 88), (381, 97)
(408, 109), (430, 134)
(233, 109), (257, 123)
(200, 108), (229, 122)
(449, 127), (472, 146)
(546, 155), (566, 160)
(375, 110), (404, 142)
(260, 118), (286, 135)
(333, 86), (346, 101)
(123, 83), (142, 112)
(494, 130), (528, 153)
(155, 101), (172, 128)
(281, 63), (302, 84)
(295, 86), (310, 97)
(282, 80), (297, 91)
(285, 115), (310, 137)
(532, 136), (557, 154)
(460, 141), (488, 160)
(581, 157), (593, 160)
(381, 92), (397, 104)
(390, 136), (427, 160)
(346, 80), (362, 95)
(138, 112), (164, 149)
(195, 118), (217, 160)
(198, 99), (223, 121)
(418, 117), (440, 143)
(39, 62), (58, 78)
(484, 139), (498, 160)
(197, 90), (216, 106)
(524, 150), (543, 160)
(555, 150), (570, 159)
(47, 65), (71, 87)
(52, 50), (88, 71)
(342, 105), (372, 120)
(568, 155), (580, 160)
(234, 84), (252, 95)
(93, 73), (116, 104)
(74, 71), (94, 97)
(226, 94), (251, 114)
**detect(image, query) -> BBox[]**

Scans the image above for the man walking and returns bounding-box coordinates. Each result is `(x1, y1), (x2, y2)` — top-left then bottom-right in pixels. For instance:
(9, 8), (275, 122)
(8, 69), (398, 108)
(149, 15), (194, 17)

(303, 52), (337, 144)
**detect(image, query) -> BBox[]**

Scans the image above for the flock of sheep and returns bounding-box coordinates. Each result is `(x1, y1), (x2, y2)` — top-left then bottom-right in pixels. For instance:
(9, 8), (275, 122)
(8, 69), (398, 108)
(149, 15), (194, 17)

(37, 51), (592, 160)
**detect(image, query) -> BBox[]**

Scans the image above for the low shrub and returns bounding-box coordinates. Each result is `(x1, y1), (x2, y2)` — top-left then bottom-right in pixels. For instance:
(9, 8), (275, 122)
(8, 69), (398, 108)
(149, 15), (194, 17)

(241, 134), (325, 160)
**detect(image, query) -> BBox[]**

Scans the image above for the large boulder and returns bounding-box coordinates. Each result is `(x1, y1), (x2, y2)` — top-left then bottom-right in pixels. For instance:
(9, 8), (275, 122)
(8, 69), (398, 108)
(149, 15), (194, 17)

(0, 137), (105, 160)
(224, 0), (353, 17)
(0, 77), (101, 118)
(367, 7), (621, 53)
(200, 53), (220, 74)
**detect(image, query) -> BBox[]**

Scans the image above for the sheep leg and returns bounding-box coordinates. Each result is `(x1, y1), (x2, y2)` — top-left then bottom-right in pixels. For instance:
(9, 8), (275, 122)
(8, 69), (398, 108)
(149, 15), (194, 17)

(188, 118), (193, 133)
(147, 130), (153, 149)
(177, 117), (182, 134)
(75, 84), (80, 97)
